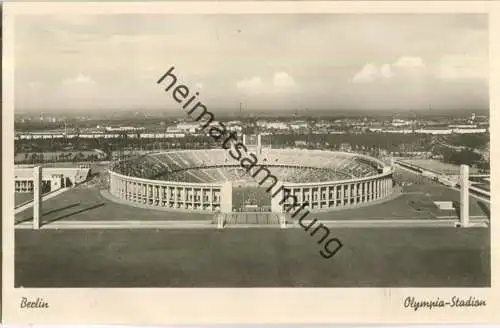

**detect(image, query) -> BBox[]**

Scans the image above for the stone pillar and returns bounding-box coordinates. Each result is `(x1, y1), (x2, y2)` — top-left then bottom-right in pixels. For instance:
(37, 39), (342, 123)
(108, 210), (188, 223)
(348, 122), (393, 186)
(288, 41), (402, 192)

(257, 134), (262, 155)
(155, 185), (159, 205)
(191, 187), (195, 208)
(210, 187), (213, 211)
(340, 184), (345, 206)
(217, 213), (225, 229)
(353, 183), (357, 205)
(122, 179), (125, 199)
(147, 184), (151, 205)
(159, 185), (163, 206)
(220, 181), (233, 213)
(332, 185), (337, 208)
(33, 166), (42, 230)
(201, 188), (205, 210)
(460, 164), (470, 227)
(326, 187), (331, 208)
(279, 214), (287, 229)
(347, 184), (352, 205)
(174, 187), (179, 208)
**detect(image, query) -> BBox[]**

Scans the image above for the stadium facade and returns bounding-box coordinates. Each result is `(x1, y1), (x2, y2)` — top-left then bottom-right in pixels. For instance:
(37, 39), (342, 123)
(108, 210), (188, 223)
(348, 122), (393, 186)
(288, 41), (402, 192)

(108, 136), (394, 214)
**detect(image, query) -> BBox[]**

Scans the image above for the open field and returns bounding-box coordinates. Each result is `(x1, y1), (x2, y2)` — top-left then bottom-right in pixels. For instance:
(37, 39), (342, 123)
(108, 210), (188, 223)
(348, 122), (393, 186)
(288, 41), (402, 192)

(14, 188), (213, 225)
(394, 166), (489, 215)
(15, 192), (33, 206)
(403, 159), (480, 175)
(233, 186), (271, 210)
(15, 227), (490, 287)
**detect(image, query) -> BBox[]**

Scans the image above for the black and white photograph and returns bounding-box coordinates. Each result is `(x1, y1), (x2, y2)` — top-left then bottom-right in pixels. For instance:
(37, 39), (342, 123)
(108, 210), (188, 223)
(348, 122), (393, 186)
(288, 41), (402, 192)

(2, 1), (498, 324)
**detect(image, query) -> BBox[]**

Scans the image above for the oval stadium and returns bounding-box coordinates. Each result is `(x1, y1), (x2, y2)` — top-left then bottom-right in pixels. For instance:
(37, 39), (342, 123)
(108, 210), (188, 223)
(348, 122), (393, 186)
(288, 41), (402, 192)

(108, 140), (395, 216)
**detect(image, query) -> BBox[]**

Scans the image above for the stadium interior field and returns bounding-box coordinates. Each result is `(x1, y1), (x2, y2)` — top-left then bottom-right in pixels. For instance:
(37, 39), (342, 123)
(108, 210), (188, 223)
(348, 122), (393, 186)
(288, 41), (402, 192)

(113, 149), (381, 183)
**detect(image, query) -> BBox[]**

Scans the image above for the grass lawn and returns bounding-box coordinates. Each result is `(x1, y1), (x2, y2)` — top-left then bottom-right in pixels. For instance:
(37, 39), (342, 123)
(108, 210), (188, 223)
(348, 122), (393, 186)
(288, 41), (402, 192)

(15, 188), (213, 224)
(403, 159), (480, 175)
(14, 192), (33, 206)
(15, 227), (490, 288)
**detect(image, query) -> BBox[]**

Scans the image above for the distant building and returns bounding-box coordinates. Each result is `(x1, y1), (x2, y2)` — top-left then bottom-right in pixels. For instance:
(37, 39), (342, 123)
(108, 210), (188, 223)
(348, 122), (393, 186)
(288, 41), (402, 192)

(258, 121), (289, 130)
(448, 124), (478, 129)
(14, 167), (90, 193)
(340, 143), (352, 152)
(105, 126), (145, 132)
(391, 119), (411, 127)
(452, 128), (488, 134)
(289, 121), (308, 130)
(176, 123), (200, 133)
(415, 128), (452, 135)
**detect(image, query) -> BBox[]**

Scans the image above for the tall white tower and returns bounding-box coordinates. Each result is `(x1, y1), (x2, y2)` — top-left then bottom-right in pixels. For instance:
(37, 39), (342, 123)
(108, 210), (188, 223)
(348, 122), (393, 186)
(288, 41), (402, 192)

(460, 164), (470, 227)
(33, 166), (42, 229)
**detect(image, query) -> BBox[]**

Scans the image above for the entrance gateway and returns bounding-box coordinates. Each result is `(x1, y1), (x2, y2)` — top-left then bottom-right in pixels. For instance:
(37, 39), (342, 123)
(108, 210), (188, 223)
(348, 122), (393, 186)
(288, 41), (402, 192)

(218, 133), (289, 227)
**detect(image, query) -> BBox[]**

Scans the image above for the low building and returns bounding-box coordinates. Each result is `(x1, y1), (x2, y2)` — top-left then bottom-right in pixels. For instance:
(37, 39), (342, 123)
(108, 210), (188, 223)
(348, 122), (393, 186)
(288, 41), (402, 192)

(14, 167), (91, 193)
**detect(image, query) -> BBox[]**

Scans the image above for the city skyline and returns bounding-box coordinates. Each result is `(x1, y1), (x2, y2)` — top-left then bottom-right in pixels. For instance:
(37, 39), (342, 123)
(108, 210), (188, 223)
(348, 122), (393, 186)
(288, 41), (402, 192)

(15, 14), (488, 113)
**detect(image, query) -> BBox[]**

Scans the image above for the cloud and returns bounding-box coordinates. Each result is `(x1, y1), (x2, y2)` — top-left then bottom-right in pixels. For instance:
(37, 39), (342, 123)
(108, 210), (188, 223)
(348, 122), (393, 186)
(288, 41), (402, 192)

(236, 76), (262, 91)
(350, 63), (381, 83)
(62, 73), (94, 85)
(273, 72), (296, 88)
(237, 72), (296, 93)
(392, 56), (425, 68)
(350, 56), (426, 84)
(435, 53), (487, 80)
(14, 14), (487, 112)
(353, 54), (488, 83)
(380, 64), (394, 79)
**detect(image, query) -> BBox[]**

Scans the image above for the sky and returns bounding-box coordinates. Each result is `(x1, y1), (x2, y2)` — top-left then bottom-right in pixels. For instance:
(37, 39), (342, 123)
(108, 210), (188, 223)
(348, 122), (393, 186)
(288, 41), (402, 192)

(14, 14), (489, 113)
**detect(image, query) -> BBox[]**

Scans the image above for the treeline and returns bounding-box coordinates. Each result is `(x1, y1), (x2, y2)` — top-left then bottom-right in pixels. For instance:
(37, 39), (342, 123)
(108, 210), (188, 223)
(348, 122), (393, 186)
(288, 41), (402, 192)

(16, 152), (103, 164)
(443, 133), (489, 150)
(436, 146), (489, 171)
(265, 133), (433, 152)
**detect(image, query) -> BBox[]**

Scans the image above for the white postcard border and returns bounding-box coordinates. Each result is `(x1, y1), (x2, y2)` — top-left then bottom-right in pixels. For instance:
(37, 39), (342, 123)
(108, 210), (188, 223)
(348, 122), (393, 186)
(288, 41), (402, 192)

(2, 1), (499, 324)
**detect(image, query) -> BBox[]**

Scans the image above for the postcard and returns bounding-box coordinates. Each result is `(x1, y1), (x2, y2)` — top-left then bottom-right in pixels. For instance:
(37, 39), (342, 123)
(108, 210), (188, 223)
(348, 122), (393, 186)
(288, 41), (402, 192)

(2, 1), (499, 324)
